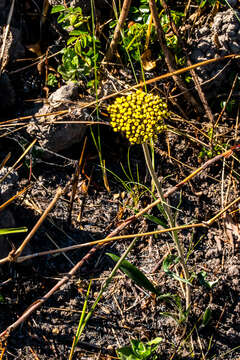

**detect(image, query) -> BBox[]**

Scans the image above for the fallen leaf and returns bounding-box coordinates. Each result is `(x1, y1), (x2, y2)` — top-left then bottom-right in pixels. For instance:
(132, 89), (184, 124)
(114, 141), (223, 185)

(141, 49), (156, 71)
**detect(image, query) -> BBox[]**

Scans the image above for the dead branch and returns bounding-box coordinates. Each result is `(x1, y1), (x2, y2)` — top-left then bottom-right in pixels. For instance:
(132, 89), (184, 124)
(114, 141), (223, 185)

(103, 0), (132, 63)
(149, 0), (199, 110)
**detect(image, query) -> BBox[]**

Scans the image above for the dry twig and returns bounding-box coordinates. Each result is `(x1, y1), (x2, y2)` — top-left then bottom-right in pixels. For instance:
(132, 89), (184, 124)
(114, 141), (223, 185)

(103, 0), (132, 63)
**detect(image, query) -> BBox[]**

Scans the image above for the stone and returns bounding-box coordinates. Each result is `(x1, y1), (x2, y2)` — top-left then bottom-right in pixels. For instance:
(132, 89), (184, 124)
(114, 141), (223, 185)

(27, 82), (88, 154)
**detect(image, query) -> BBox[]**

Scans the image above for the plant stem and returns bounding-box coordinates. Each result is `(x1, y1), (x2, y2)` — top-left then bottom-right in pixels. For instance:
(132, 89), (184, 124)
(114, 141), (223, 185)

(142, 142), (191, 310)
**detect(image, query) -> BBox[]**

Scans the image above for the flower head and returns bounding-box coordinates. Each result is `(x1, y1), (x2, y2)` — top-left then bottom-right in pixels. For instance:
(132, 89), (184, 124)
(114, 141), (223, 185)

(107, 90), (168, 144)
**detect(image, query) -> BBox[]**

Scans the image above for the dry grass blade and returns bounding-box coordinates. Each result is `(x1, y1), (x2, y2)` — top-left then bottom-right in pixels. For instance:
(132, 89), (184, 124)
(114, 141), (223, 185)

(1, 187), (239, 339)
(0, 0), (15, 74)
(0, 185), (31, 211)
(0, 55), (237, 130)
(0, 139), (37, 184)
(14, 222), (207, 263)
(0, 241), (102, 340)
(14, 146), (240, 264)
(0, 152), (11, 170)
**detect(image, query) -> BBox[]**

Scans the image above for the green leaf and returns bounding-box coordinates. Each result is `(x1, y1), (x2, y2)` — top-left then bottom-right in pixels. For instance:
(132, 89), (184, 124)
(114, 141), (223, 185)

(67, 37), (77, 45)
(162, 254), (179, 272)
(51, 5), (66, 14)
(0, 227), (28, 235)
(69, 30), (83, 36)
(201, 307), (212, 327)
(47, 73), (58, 87)
(106, 253), (159, 295)
(197, 271), (219, 289)
(147, 337), (162, 346)
(117, 346), (138, 360)
(70, 14), (77, 26)
(117, 337), (162, 360)
(144, 214), (167, 228)
(163, 255), (192, 286)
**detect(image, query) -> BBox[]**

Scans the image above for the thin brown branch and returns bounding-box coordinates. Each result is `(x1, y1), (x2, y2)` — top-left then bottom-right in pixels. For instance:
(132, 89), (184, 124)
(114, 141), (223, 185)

(103, 0), (132, 63)
(160, 0), (214, 124)
(149, 0), (199, 110)
(0, 244), (99, 341)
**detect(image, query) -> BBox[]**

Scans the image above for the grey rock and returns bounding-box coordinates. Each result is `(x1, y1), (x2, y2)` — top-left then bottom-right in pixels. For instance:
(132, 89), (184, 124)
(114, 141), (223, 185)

(228, 264), (239, 276)
(48, 82), (79, 107)
(198, 40), (211, 52)
(213, 17), (222, 32)
(227, 23), (239, 33)
(0, 26), (25, 63)
(0, 26), (25, 110)
(222, 23), (230, 32)
(189, 8), (240, 95)
(27, 83), (88, 153)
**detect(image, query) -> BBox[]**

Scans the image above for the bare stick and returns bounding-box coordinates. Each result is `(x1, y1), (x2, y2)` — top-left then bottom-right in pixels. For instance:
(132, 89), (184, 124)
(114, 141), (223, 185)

(103, 0), (132, 62)
(160, 0), (214, 124)
(149, 0), (199, 109)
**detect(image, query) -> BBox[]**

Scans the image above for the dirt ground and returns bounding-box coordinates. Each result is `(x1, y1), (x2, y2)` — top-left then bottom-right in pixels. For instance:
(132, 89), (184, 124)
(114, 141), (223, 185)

(0, 1), (240, 359)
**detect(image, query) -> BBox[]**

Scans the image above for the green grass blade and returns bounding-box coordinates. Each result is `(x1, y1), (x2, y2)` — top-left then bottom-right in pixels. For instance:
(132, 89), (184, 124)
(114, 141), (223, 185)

(0, 227), (28, 235)
(69, 279), (92, 360)
(107, 252), (159, 295)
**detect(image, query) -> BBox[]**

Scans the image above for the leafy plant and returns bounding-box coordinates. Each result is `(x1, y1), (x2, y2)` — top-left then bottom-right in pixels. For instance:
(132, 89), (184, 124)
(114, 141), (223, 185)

(117, 337), (162, 360)
(109, 0), (154, 63)
(47, 73), (58, 87)
(196, 0), (224, 7)
(158, 293), (190, 325)
(197, 270), (219, 290)
(163, 254), (192, 285)
(160, 10), (184, 50)
(198, 145), (222, 159)
(51, 5), (100, 83)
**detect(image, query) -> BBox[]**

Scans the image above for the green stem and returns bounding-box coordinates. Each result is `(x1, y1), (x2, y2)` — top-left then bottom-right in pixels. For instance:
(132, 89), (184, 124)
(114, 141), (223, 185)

(142, 142), (191, 310)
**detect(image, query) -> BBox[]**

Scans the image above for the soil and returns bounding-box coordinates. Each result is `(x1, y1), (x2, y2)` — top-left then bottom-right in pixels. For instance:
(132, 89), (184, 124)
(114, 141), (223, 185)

(0, 1), (240, 360)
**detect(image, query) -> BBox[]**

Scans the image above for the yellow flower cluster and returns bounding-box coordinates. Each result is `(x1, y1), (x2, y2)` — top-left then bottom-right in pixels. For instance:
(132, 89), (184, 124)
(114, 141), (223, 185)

(107, 90), (168, 145)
